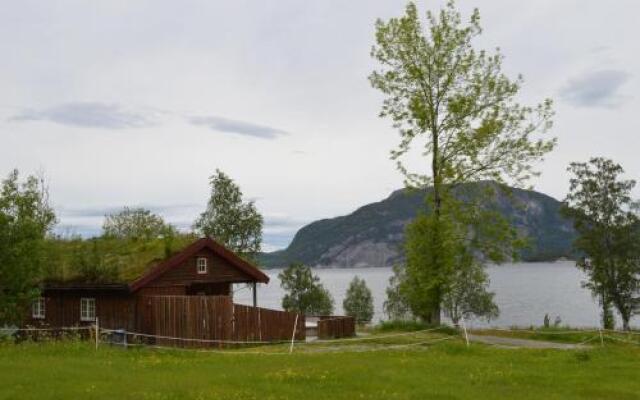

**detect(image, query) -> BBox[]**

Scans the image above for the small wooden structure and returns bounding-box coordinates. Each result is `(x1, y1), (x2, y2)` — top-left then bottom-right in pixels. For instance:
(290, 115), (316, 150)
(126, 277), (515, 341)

(306, 315), (356, 339)
(24, 238), (305, 344)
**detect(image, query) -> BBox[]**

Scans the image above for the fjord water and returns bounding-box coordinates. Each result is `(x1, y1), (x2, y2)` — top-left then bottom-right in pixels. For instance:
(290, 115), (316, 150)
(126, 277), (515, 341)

(236, 261), (639, 328)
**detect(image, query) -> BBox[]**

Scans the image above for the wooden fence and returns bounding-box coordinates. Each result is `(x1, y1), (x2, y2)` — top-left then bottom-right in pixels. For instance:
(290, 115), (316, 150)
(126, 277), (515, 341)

(135, 296), (304, 347)
(317, 316), (356, 339)
(233, 304), (305, 342)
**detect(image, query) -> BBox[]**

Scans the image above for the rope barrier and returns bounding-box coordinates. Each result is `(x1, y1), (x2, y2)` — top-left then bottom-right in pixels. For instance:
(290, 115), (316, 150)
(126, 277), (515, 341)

(311, 327), (445, 344)
(604, 329), (640, 336)
(100, 334), (457, 355)
(98, 328), (291, 345)
(98, 326), (446, 346)
(475, 327), (601, 335)
(604, 335), (640, 345)
(0, 326), (92, 332)
(297, 336), (456, 354)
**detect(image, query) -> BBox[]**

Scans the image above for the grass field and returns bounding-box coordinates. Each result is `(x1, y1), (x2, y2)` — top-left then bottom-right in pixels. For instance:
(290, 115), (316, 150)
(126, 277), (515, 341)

(1, 333), (639, 400)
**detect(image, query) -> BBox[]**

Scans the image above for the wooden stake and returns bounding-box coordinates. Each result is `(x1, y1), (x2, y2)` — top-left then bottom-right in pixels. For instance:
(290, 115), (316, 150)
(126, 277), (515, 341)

(289, 313), (299, 354)
(95, 317), (99, 350)
(599, 328), (604, 347)
(461, 318), (470, 348)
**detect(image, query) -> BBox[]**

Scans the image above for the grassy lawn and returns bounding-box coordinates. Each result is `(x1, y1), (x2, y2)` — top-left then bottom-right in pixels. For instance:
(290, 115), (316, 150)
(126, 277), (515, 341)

(1, 336), (639, 400)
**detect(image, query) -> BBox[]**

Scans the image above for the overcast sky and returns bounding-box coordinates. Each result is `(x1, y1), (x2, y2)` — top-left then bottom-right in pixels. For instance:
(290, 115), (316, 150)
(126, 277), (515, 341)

(1, 1), (638, 251)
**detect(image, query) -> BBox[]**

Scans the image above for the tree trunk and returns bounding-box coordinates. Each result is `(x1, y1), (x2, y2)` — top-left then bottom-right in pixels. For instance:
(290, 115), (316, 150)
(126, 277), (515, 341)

(430, 301), (441, 325)
(601, 291), (615, 330)
(622, 317), (630, 331)
(429, 128), (442, 326)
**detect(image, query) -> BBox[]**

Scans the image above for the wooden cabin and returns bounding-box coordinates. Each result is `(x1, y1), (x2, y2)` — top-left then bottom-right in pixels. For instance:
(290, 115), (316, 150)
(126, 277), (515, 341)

(26, 238), (269, 330)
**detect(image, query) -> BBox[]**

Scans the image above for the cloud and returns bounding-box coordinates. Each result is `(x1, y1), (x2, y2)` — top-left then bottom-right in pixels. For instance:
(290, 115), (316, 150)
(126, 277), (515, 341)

(9, 102), (156, 129)
(188, 115), (288, 139)
(559, 70), (631, 108)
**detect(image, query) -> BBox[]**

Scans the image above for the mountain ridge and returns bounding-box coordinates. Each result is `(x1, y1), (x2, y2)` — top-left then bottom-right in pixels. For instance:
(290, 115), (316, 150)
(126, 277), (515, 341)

(259, 182), (576, 268)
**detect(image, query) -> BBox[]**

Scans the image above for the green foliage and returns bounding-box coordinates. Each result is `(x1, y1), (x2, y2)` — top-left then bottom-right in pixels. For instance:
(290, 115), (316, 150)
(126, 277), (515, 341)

(442, 260), (499, 325)
(370, 1), (555, 324)
(194, 169), (263, 260)
(562, 157), (640, 330)
(383, 264), (413, 321)
(0, 170), (56, 325)
(102, 207), (175, 241)
(395, 193), (508, 323)
(342, 276), (374, 323)
(369, 1), (555, 190)
(279, 263), (334, 315)
(375, 319), (432, 332)
(43, 234), (196, 283)
(69, 239), (118, 283)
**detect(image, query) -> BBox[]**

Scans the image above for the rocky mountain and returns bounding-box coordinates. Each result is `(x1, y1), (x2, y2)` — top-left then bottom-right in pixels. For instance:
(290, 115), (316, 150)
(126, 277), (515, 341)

(259, 182), (576, 268)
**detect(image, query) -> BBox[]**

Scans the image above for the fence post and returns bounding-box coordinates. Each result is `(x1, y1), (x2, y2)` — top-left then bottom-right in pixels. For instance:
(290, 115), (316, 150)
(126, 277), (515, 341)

(258, 308), (262, 342)
(95, 317), (99, 350)
(461, 318), (469, 348)
(289, 313), (299, 354)
(599, 328), (604, 347)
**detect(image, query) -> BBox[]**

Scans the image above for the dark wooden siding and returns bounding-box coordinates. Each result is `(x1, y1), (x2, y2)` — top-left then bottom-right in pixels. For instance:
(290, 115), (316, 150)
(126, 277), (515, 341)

(145, 248), (254, 287)
(317, 316), (356, 339)
(26, 291), (135, 330)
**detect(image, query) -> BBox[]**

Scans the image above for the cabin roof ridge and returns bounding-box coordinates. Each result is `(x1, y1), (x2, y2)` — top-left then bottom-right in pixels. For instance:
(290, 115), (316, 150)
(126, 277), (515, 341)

(128, 237), (269, 292)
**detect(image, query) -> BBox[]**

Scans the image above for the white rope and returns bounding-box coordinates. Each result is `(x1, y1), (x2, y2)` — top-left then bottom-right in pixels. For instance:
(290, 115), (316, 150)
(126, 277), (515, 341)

(605, 335), (640, 345)
(99, 326), (445, 346)
(604, 329), (640, 336)
(102, 340), (295, 355)
(477, 327), (600, 335)
(575, 335), (600, 346)
(311, 327), (444, 344)
(99, 328), (290, 345)
(297, 336), (456, 354)
(101, 335), (456, 355)
(0, 326), (92, 332)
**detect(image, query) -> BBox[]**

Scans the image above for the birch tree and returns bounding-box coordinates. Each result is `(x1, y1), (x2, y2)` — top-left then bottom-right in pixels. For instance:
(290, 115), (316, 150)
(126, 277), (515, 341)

(370, 1), (555, 323)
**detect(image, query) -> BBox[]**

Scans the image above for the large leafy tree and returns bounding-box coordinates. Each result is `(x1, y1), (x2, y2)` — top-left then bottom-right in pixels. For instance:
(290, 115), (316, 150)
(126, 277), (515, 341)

(0, 170), (56, 325)
(370, 1), (555, 324)
(562, 158), (640, 330)
(343, 276), (374, 323)
(279, 263), (334, 316)
(102, 207), (175, 241)
(194, 170), (263, 260)
(399, 195), (509, 324)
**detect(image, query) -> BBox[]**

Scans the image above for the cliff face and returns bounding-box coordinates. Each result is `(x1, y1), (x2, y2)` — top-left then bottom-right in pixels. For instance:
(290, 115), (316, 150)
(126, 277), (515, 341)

(259, 182), (576, 268)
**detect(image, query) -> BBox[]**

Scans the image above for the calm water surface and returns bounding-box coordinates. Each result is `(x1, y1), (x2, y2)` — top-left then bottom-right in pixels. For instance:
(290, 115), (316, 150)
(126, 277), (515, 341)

(235, 261), (639, 328)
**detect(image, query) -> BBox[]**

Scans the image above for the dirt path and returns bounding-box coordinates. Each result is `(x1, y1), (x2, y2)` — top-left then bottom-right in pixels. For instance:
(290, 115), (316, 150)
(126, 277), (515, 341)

(468, 334), (591, 349)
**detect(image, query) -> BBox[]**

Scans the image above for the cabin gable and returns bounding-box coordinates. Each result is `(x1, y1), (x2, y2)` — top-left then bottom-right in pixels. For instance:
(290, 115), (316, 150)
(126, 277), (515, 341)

(142, 248), (256, 288)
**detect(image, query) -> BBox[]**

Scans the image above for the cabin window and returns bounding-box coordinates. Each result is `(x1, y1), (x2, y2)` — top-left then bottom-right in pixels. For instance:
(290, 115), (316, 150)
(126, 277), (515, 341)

(197, 257), (208, 274)
(80, 298), (96, 321)
(32, 298), (45, 319)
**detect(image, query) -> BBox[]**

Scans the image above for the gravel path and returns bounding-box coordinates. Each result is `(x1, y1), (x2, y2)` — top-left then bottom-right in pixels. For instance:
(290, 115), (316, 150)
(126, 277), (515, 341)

(468, 334), (591, 349)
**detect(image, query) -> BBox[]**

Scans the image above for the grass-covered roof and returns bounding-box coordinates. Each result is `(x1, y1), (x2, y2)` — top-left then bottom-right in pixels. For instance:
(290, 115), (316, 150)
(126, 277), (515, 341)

(43, 234), (198, 284)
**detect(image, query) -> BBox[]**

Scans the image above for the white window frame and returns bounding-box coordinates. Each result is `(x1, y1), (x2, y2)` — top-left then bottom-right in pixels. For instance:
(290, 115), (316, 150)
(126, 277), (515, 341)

(197, 257), (208, 274)
(32, 297), (45, 319)
(80, 298), (96, 322)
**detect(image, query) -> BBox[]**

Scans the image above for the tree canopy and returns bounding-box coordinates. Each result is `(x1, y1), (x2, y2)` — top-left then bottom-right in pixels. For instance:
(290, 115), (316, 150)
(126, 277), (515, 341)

(194, 170), (263, 260)
(279, 263), (334, 316)
(343, 276), (374, 323)
(0, 170), (56, 325)
(102, 207), (175, 241)
(562, 157), (640, 330)
(371, 1), (554, 324)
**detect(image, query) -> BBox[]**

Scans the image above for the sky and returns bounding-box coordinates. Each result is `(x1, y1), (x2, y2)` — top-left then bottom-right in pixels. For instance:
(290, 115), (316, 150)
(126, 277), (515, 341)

(1, 0), (638, 251)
